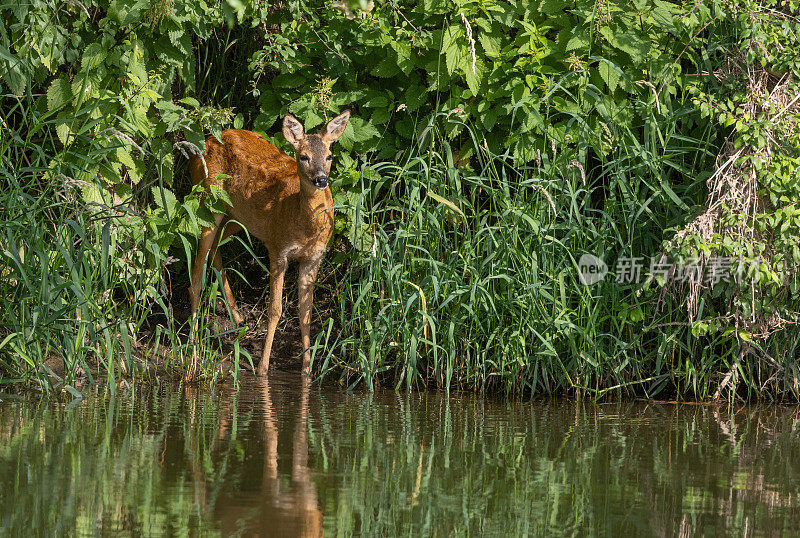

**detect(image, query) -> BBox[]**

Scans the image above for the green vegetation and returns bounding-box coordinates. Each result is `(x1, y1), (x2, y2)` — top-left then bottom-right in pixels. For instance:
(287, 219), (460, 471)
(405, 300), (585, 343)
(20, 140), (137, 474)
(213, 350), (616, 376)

(1, 0), (799, 399)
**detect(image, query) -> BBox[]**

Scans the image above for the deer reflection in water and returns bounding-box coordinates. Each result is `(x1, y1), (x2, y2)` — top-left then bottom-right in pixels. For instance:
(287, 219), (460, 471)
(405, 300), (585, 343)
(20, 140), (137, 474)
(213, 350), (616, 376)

(188, 377), (323, 537)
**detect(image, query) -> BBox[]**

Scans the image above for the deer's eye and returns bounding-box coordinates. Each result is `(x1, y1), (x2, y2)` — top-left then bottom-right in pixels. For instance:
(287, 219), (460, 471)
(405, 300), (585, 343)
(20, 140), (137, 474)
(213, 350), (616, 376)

(299, 155), (310, 162)
(326, 155), (332, 161)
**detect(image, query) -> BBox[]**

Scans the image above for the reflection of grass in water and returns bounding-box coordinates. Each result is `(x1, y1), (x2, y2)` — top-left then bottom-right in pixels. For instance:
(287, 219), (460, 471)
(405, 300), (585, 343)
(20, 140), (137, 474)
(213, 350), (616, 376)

(306, 394), (800, 535)
(0, 386), (221, 535)
(2, 384), (800, 535)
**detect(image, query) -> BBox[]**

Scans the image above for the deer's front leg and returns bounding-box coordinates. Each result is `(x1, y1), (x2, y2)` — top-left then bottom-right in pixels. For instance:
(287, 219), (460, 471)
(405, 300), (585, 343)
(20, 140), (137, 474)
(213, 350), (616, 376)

(298, 257), (322, 376)
(257, 256), (287, 377)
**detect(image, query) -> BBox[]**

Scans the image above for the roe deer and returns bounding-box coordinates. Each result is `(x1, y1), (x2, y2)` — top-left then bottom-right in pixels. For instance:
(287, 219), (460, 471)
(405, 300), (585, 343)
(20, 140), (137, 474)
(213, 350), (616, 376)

(188, 111), (351, 376)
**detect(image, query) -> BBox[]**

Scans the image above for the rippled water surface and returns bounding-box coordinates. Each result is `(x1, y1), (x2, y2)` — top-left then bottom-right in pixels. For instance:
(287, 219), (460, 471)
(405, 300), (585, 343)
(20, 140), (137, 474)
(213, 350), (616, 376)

(2, 374), (800, 536)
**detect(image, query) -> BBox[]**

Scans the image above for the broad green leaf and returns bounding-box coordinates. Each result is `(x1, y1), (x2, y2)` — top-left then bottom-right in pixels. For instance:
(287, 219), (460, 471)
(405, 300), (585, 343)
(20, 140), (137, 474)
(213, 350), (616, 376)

(47, 77), (72, 111)
(117, 147), (136, 173)
(152, 186), (178, 214)
(478, 31), (501, 57)
(404, 84), (428, 111)
(349, 117), (380, 143)
(420, 0), (451, 15)
(371, 56), (401, 78)
(108, 0), (149, 26)
(209, 183), (233, 206)
(371, 107), (390, 124)
(442, 27), (463, 76)
(80, 181), (108, 207)
(255, 89), (281, 130)
(463, 57), (485, 95)
(81, 43), (106, 71)
(56, 122), (71, 146)
(196, 206), (217, 228)
(566, 31), (589, 52)
(598, 60), (620, 93)
(480, 105), (500, 131)
(538, 0), (566, 17)
(179, 96), (200, 108)
(391, 41), (414, 74)
(651, 0), (679, 32)
(601, 27), (648, 64)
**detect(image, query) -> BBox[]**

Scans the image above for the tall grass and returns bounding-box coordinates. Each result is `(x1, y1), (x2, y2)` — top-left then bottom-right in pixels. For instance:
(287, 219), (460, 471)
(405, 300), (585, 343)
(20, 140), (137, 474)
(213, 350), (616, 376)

(315, 101), (732, 397)
(0, 94), (240, 390)
(0, 85), (738, 398)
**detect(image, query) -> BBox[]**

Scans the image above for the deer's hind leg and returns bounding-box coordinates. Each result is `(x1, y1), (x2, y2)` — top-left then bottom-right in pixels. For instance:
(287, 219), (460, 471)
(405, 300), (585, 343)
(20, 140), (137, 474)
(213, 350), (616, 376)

(210, 219), (244, 326)
(189, 223), (220, 325)
(190, 215), (242, 323)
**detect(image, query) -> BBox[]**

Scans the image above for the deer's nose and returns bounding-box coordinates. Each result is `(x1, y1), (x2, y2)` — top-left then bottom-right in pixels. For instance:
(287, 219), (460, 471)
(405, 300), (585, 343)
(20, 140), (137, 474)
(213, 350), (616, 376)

(313, 174), (329, 189)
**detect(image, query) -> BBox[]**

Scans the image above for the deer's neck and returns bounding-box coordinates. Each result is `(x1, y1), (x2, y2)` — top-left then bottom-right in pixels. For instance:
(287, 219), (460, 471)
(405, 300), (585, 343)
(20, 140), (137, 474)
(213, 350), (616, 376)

(296, 181), (332, 234)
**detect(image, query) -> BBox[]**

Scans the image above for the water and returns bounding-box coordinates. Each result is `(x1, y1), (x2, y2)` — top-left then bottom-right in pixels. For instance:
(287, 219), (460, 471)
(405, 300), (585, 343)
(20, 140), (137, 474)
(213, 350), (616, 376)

(2, 374), (800, 536)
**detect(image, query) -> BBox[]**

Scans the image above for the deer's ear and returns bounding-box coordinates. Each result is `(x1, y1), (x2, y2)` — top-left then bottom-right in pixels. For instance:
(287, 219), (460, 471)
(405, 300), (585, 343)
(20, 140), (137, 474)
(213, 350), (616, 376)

(322, 110), (350, 142)
(283, 114), (305, 147)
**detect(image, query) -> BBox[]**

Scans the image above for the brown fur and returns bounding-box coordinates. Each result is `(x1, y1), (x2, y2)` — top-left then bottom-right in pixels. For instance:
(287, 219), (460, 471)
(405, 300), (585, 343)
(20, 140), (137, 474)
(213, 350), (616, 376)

(188, 111), (351, 376)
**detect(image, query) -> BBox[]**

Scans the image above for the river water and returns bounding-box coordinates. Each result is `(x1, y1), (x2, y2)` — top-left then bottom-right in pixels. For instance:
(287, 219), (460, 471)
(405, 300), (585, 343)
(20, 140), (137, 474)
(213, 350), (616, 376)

(2, 373), (800, 536)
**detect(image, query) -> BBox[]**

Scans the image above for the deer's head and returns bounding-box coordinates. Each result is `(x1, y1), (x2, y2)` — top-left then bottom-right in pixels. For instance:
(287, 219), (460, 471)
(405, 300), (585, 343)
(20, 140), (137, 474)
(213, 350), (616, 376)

(283, 111), (350, 190)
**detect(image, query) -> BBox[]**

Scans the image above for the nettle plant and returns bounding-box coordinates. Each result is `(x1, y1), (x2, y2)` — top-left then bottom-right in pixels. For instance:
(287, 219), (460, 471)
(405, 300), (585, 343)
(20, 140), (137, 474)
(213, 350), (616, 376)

(2, 0), (712, 256)
(249, 0), (704, 161)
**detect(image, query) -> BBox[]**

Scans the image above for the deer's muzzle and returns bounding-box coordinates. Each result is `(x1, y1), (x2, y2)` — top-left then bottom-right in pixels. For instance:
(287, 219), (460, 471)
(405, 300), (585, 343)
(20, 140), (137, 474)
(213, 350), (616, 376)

(313, 175), (329, 189)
